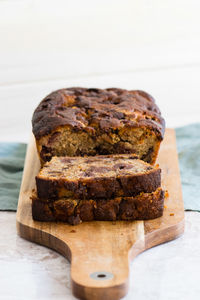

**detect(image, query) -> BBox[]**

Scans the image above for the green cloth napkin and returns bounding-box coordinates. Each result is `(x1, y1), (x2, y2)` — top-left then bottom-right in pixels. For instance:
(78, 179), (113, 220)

(0, 143), (27, 210)
(0, 124), (200, 211)
(175, 123), (200, 211)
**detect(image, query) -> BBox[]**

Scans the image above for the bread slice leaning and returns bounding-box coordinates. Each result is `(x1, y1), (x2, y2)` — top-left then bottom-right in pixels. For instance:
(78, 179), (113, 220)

(35, 154), (161, 200)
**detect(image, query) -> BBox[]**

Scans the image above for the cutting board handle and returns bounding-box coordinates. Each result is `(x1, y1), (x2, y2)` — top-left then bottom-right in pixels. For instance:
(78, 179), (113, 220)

(70, 248), (129, 300)
(67, 221), (145, 300)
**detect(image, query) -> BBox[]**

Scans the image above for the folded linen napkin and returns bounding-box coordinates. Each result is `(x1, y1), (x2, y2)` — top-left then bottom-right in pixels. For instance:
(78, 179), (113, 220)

(0, 143), (26, 210)
(175, 123), (200, 211)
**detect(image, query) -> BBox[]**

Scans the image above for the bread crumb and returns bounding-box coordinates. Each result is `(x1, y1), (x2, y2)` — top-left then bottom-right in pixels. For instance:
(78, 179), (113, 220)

(165, 190), (169, 198)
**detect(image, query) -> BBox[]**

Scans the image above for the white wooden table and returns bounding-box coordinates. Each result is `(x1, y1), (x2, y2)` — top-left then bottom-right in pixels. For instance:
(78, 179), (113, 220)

(0, 1), (200, 299)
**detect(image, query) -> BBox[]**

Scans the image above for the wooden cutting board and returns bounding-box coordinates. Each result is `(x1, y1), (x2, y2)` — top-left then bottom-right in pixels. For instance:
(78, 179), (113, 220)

(16, 129), (184, 300)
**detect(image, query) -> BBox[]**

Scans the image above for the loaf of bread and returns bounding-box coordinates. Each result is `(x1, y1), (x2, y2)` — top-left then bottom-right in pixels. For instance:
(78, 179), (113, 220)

(32, 88), (165, 224)
(32, 88), (165, 164)
(36, 154), (161, 200)
(32, 187), (164, 225)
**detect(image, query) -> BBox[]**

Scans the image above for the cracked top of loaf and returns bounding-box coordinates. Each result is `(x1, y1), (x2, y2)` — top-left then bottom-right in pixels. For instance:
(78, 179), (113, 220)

(32, 87), (165, 140)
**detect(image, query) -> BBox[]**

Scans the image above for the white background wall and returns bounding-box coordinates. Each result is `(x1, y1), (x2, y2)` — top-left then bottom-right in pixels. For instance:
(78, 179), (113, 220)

(0, 0), (200, 142)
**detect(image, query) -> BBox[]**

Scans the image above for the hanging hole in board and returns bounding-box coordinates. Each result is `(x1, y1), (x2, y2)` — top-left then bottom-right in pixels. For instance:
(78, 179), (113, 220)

(90, 271), (114, 281)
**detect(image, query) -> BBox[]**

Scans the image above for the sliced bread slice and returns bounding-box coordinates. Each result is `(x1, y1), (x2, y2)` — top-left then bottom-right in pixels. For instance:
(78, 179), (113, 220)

(32, 187), (164, 225)
(36, 154), (161, 200)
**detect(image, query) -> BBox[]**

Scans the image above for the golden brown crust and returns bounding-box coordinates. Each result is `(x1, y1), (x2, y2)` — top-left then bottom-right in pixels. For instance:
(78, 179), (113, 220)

(32, 188), (164, 225)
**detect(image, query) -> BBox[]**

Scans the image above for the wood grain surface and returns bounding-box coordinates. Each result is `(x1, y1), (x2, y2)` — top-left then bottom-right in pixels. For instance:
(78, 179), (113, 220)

(16, 129), (184, 300)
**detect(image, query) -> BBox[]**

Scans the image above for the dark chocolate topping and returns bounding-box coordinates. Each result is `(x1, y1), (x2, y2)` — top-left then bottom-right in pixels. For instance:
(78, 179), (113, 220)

(32, 88), (165, 139)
